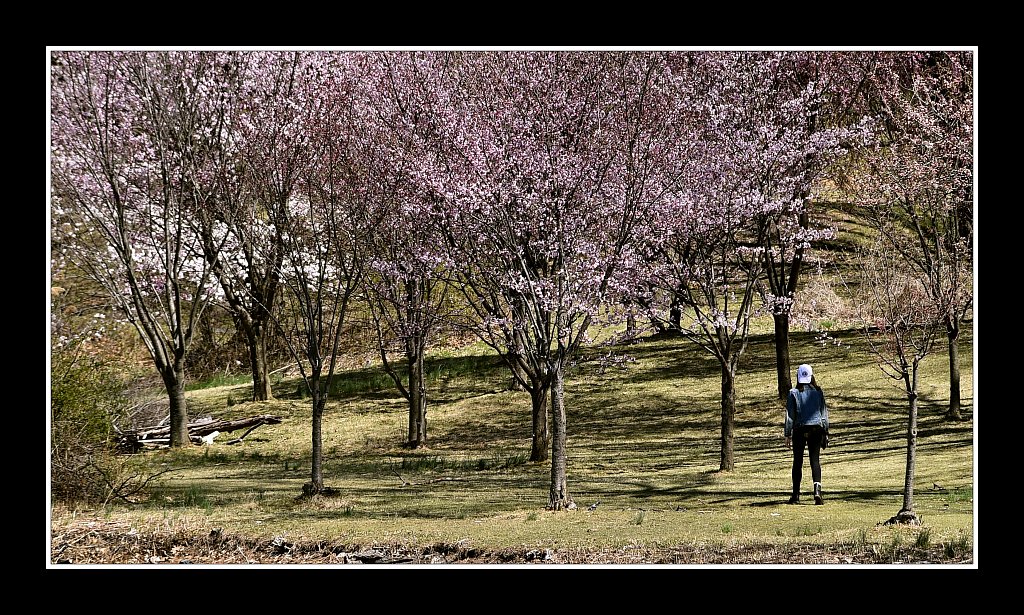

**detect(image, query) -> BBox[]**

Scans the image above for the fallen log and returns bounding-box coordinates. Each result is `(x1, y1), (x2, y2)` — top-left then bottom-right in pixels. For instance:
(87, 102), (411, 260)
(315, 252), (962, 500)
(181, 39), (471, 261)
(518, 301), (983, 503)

(118, 414), (283, 452)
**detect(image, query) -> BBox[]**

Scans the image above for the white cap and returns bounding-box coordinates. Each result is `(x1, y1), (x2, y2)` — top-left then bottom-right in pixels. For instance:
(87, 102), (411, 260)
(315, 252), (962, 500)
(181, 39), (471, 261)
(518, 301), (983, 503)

(797, 364), (813, 384)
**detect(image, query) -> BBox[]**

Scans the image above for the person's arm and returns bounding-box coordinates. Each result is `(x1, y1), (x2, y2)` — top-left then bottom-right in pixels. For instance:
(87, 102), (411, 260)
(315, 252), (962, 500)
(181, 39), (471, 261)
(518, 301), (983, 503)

(785, 391), (795, 445)
(820, 391), (829, 431)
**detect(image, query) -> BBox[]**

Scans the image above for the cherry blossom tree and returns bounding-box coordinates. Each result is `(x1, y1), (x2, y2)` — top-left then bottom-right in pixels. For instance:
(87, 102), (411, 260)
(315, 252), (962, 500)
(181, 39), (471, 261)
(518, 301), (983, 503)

(362, 214), (451, 448)
(189, 51), (321, 403)
(835, 50), (973, 523)
(51, 51), (227, 447)
(647, 52), (781, 472)
(642, 52), (879, 470)
(651, 187), (764, 472)
(355, 52), (456, 448)
(264, 53), (375, 495)
(420, 51), (672, 509)
(742, 51), (874, 399)
(854, 51), (974, 421)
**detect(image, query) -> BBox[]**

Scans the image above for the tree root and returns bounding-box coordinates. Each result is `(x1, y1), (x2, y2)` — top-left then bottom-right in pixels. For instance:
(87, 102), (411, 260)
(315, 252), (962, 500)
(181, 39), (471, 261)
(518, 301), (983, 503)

(883, 509), (921, 526)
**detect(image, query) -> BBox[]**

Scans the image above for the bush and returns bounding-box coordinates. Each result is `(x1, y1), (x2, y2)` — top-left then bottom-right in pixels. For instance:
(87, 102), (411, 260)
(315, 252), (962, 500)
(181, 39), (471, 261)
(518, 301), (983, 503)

(51, 339), (135, 505)
(790, 266), (856, 332)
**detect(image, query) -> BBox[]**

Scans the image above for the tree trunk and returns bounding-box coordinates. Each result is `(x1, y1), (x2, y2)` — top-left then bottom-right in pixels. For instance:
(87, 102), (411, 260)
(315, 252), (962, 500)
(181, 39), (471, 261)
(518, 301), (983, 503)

(719, 362), (736, 472)
(530, 375), (550, 462)
(635, 293), (666, 333)
(626, 310), (637, 337)
(508, 302), (529, 391)
(507, 351), (527, 392)
(248, 323), (273, 402)
(773, 312), (793, 400)
(407, 343), (427, 448)
(669, 294), (682, 331)
(547, 361), (575, 510)
(199, 311), (217, 352)
(900, 363), (919, 517)
(770, 204), (807, 400)
(163, 367), (191, 448)
(307, 376), (325, 495)
(945, 319), (962, 421)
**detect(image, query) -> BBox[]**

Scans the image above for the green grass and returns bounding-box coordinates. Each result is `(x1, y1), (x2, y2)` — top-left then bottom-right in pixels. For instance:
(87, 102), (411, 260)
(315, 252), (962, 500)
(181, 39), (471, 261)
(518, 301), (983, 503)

(272, 353), (509, 400)
(185, 372), (253, 392)
(52, 316), (974, 558)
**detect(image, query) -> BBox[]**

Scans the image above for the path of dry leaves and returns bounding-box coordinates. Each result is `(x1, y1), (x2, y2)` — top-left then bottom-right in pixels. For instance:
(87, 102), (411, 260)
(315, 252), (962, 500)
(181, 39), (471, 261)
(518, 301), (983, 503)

(49, 517), (972, 566)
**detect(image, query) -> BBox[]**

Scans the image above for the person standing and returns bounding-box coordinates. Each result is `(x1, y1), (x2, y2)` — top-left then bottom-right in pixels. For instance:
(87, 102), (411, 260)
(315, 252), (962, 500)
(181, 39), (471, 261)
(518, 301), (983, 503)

(784, 363), (829, 505)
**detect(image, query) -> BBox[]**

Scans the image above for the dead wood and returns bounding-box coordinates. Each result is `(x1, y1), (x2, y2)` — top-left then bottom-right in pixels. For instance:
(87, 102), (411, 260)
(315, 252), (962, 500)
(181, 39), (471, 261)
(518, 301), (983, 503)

(118, 414), (283, 451)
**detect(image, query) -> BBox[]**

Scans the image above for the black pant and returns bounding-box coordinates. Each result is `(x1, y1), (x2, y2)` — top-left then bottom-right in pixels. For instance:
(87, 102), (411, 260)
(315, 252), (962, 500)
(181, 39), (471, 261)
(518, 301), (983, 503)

(792, 425), (823, 493)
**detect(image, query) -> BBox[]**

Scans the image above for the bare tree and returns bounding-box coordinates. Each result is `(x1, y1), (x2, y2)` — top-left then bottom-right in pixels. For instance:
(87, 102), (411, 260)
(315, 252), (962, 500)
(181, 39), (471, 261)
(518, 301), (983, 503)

(857, 239), (945, 525)
(855, 51), (974, 420)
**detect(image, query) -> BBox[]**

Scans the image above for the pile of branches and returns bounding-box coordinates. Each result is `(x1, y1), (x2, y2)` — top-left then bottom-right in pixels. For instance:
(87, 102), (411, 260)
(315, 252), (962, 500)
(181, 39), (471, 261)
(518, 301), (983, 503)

(116, 414), (283, 452)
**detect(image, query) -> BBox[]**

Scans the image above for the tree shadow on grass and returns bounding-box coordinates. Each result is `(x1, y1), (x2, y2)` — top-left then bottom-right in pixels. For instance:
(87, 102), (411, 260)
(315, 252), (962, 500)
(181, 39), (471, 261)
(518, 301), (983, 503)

(163, 323), (972, 522)
(272, 354), (509, 403)
(574, 480), (912, 508)
(745, 489), (906, 507)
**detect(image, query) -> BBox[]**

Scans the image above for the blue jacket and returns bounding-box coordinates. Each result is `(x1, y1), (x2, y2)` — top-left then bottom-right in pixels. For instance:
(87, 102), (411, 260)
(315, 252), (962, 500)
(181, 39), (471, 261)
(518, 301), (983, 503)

(785, 386), (828, 438)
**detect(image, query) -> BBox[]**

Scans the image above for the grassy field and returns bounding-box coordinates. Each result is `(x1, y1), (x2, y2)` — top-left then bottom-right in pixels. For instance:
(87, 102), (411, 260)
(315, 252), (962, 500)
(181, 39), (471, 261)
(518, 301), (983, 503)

(49, 318), (974, 565)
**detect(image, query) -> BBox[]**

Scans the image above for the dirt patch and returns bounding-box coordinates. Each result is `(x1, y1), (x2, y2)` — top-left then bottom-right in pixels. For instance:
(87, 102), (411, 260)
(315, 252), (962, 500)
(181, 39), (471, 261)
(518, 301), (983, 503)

(50, 518), (973, 566)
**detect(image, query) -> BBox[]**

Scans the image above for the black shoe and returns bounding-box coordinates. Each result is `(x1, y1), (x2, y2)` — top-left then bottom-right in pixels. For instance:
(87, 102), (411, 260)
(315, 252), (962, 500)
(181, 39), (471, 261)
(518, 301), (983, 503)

(814, 483), (823, 505)
(787, 494), (800, 504)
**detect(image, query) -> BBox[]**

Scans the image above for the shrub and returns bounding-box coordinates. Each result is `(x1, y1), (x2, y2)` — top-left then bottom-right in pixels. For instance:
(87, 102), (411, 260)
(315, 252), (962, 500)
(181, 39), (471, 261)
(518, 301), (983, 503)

(51, 338), (136, 505)
(942, 530), (972, 559)
(790, 266), (856, 332)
